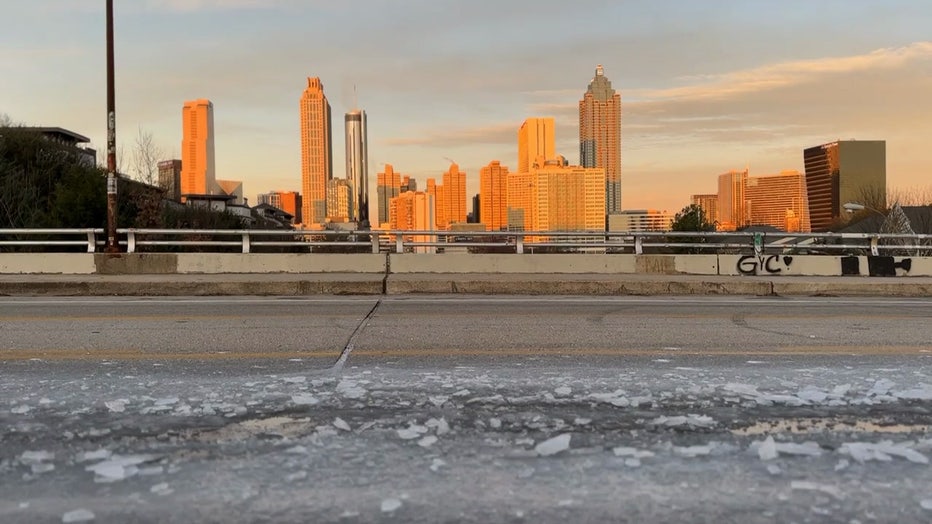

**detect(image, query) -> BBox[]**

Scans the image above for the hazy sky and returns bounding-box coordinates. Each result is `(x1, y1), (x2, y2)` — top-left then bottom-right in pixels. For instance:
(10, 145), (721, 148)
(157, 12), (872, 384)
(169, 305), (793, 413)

(2, 0), (931, 215)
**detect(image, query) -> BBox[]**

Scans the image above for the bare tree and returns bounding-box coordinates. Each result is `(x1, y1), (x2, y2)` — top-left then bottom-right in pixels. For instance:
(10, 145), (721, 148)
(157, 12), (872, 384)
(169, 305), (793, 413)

(131, 127), (163, 186)
(0, 113), (12, 127)
(888, 185), (932, 207)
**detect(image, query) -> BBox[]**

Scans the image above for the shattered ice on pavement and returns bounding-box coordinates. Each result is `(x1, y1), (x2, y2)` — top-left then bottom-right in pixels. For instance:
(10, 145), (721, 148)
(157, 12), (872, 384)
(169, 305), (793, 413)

(535, 434), (571, 457)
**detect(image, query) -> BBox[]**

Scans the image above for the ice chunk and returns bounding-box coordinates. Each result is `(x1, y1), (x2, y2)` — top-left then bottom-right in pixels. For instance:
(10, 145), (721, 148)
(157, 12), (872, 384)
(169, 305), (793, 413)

(766, 464), (781, 475)
(840, 441), (927, 464)
(612, 447), (654, 459)
(920, 499), (932, 511)
(777, 441), (822, 457)
(20, 450), (54, 464)
(291, 394), (319, 406)
(62, 509), (95, 522)
(834, 459), (849, 471)
(535, 434), (571, 457)
(12, 405), (31, 414)
(429, 458), (446, 472)
(651, 414), (716, 429)
(336, 380), (366, 399)
(894, 384), (932, 401)
(574, 418), (592, 426)
(428, 395), (449, 407)
(796, 386), (828, 403)
(757, 436), (778, 461)
(397, 425), (429, 440)
(381, 498), (402, 513)
(76, 449), (111, 463)
(150, 483), (173, 496)
(589, 390), (629, 407)
(154, 397), (178, 406)
(285, 446), (308, 455)
(867, 379), (895, 397)
(85, 455), (159, 483)
(282, 376), (306, 384)
(418, 436), (438, 448)
(790, 481), (844, 500)
(489, 418), (502, 429)
(333, 417), (351, 432)
(31, 463), (55, 474)
(624, 458), (641, 468)
(673, 445), (713, 457)
(426, 417), (450, 435)
(723, 383), (761, 398)
(286, 471), (308, 482)
(554, 386), (572, 397)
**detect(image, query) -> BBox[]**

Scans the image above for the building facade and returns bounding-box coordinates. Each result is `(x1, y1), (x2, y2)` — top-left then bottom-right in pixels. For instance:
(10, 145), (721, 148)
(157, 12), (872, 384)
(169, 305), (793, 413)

(376, 163), (402, 227)
(389, 191), (436, 253)
(690, 193), (719, 226)
(345, 109), (369, 226)
(181, 99), (216, 198)
(258, 191), (302, 224)
(299, 77), (332, 227)
(442, 162), (467, 228)
(608, 210), (674, 232)
(507, 155), (606, 234)
(326, 178), (353, 223)
(479, 160), (509, 231)
(803, 140), (886, 231)
(746, 170), (811, 232)
(158, 159), (182, 202)
(579, 65), (621, 215)
(517, 118), (555, 174)
(717, 169), (749, 231)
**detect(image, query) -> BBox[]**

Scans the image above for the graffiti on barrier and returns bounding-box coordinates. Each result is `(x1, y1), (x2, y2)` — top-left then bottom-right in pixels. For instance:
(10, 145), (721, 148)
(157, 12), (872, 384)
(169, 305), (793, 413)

(841, 256), (912, 277)
(736, 255), (794, 275)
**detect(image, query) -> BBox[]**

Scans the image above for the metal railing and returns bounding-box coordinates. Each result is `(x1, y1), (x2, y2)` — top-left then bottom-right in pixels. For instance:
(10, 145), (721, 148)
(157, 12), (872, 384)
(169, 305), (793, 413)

(1, 228), (930, 256)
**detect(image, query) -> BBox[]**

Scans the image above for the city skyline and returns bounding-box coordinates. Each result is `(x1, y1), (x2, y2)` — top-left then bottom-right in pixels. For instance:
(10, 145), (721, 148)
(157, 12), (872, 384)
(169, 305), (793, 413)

(3, 1), (931, 216)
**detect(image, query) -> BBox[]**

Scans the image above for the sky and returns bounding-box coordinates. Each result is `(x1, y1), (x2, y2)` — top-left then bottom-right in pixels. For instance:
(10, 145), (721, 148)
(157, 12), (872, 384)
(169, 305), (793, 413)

(2, 0), (931, 217)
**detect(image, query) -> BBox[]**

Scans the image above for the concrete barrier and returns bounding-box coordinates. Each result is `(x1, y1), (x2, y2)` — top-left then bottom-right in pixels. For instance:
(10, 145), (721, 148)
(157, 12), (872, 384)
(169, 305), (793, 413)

(0, 254), (96, 274)
(175, 253), (386, 274)
(634, 255), (719, 275)
(389, 253), (637, 274)
(718, 254), (843, 276)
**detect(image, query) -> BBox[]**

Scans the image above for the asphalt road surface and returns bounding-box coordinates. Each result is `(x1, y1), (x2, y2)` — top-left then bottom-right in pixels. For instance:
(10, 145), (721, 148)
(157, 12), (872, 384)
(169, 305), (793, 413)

(1, 296), (931, 523)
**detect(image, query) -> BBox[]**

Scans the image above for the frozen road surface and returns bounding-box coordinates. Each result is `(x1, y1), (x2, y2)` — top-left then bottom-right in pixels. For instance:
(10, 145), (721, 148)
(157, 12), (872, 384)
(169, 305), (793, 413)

(1, 296), (931, 523)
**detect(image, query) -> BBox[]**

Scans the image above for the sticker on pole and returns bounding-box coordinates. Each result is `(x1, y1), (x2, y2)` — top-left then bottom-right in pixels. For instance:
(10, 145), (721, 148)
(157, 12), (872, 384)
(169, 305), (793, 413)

(107, 176), (118, 195)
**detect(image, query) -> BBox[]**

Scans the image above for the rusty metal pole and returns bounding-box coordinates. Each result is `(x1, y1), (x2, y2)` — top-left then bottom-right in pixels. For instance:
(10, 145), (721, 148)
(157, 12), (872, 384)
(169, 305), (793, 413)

(105, 0), (119, 253)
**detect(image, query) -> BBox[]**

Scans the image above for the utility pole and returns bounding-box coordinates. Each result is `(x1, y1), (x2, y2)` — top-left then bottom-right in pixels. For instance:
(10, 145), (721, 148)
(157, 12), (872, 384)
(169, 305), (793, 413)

(105, 0), (119, 253)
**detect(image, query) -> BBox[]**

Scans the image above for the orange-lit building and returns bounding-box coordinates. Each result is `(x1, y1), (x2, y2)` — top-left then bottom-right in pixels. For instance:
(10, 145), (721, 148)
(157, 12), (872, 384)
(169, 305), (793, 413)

(717, 169), (749, 231)
(579, 65), (621, 215)
(690, 194), (719, 226)
(507, 155), (606, 236)
(518, 118), (555, 174)
(479, 160), (509, 231)
(442, 162), (467, 227)
(803, 140), (886, 231)
(181, 99), (216, 198)
(746, 170), (811, 232)
(158, 160), (182, 202)
(299, 77), (332, 227)
(389, 191), (435, 253)
(258, 191), (302, 225)
(325, 178), (353, 223)
(377, 164), (402, 227)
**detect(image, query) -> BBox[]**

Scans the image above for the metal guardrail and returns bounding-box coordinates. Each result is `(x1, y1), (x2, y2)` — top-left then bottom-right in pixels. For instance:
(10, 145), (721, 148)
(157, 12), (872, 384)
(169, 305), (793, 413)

(0, 228), (930, 256)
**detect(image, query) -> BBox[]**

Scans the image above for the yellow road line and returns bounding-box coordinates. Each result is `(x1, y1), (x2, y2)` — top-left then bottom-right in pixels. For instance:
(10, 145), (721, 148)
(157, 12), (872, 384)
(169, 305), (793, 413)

(0, 349), (341, 362)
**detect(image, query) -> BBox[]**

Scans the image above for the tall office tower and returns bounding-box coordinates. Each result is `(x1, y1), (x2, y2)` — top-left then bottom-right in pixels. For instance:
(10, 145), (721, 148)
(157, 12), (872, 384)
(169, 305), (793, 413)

(690, 193), (719, 226)
(442, 162), (467, 227)
(579, 65), (621, 214)
(326, 178), (353, 222)
(181, 99), (216, 198)
(518, 118), (555, 174)
(345, 109), (369, 226)
(471, 194), (481, 223)
(300, 77), (332, 227)
(746, 170), (811, 232)
(507, 155), (606, 234)
(401, 175), (416, 193)
(803, 140), (886, 231)
(376, 164), (402, 227)
(717, 169), (749, 231)
(479, 160), (509, 231)
(426, 177), (447, 230)
(158, 159), (182, 202)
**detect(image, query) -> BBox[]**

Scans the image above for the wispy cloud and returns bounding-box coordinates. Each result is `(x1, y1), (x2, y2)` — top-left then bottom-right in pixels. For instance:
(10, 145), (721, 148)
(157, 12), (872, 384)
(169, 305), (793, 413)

(383, 123), (516, 147)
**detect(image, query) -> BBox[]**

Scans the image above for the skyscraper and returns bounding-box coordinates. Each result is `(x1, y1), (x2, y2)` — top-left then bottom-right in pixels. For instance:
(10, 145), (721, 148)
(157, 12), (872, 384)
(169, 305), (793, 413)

(377, 163), (402, 227)
(326, 178), (354, 222)
(479, 160), (509, 231)
(518, 118), (555, 174)
(300, 77), (332, 227)
(345, 110), (369, 226)
(579, 65), (621, 215)
(507, 155), (606, 235)
(442, 162), (467, 227)
(717, 169), (749, 231)
(746, 170), (811, 232)
(181, 99), (216, 198)
(803, 140), (886, 231)
(690, 194), (719, 226)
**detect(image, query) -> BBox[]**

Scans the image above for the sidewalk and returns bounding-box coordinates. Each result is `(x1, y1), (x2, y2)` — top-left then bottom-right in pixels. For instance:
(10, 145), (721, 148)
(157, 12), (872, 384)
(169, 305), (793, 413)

(1, 273), (931, 297)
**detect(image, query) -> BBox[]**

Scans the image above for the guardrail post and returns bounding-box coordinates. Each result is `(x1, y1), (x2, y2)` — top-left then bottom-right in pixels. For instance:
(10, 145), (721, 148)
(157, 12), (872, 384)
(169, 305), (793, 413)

(516, 234), (524, 254)
(86, 231), (96, 253)
(126, 230), (136, 253)
(870, 236), (879, 256)
(396, 235), (404, 253)
(634, 235), (643, 255)
(371, 234), (380, 254)
(242, 232), (251, 254)
(753, 233), (764, 257)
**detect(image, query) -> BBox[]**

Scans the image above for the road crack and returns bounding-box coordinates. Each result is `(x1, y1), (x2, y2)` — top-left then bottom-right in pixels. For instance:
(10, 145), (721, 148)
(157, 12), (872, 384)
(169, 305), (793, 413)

(332, 298), (382, 372)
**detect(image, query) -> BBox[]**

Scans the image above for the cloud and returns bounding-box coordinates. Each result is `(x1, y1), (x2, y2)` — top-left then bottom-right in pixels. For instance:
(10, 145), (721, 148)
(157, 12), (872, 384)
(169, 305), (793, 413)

(383, 123), (517, 147)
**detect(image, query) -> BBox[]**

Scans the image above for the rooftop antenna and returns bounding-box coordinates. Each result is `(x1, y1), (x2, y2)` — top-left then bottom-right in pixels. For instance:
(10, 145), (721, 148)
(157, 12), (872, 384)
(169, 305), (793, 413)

(353, 84), (358, 109)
